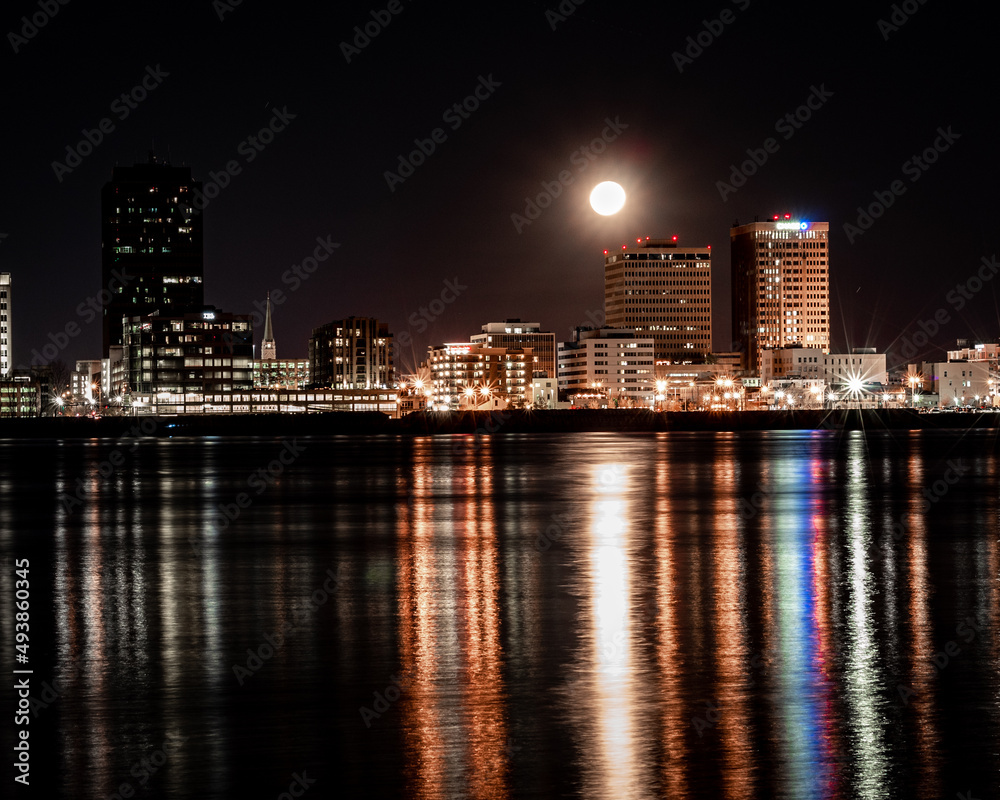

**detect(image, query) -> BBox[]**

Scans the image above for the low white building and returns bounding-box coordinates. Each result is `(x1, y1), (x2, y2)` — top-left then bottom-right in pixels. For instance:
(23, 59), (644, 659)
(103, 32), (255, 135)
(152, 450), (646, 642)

(558, 328), (655, 406)
(761, 347), (887, 387)
(530, 376), (567, 409)
(921, 361), (992, 406)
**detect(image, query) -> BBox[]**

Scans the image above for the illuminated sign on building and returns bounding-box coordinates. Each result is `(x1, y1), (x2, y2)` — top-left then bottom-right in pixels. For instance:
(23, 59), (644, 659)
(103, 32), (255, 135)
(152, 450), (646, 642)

(775, 221), (810, 231)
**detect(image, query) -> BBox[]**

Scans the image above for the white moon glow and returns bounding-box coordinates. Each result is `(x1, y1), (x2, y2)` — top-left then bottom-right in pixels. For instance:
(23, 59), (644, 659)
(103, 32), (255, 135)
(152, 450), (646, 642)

(590, 181), (626, 215)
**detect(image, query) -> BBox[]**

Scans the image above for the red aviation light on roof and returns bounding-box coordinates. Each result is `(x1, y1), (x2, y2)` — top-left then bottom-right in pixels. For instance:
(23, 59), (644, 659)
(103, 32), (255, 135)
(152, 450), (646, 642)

(672, 235), (678, 242)
(603, 250), (608, 254)
(784, 214), (791, 219)
(773, 215), (779, 220)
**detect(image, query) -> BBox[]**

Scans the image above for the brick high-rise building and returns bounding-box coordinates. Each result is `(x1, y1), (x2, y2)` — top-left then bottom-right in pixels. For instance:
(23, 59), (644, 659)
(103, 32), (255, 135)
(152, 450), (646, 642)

(731, 215), (830, 374)
(604, 238), (712, 363)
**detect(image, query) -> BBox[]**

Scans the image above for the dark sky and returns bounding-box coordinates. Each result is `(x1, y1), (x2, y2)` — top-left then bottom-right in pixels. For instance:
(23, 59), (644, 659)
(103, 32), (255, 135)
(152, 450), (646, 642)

(3, 0), (997, 374)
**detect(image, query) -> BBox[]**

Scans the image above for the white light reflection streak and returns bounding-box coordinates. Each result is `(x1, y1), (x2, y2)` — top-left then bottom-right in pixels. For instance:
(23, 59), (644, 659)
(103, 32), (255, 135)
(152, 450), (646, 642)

(843, 434), (889, 798)
(577, 461), (653, 800)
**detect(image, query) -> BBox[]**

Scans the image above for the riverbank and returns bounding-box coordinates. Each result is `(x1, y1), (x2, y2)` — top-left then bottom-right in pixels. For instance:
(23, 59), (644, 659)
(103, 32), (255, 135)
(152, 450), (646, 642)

(2, 408), (1000, 439)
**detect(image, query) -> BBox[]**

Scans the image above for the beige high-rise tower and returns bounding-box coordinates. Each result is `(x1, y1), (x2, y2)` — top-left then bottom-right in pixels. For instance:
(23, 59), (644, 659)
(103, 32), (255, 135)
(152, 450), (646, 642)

(730, 215), (830, 374)
(603, 238), (712, 363)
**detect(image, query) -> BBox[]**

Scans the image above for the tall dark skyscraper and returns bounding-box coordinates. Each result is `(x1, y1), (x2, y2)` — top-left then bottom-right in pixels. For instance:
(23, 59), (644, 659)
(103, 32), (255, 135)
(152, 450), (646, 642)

(101, 155), (204, 356)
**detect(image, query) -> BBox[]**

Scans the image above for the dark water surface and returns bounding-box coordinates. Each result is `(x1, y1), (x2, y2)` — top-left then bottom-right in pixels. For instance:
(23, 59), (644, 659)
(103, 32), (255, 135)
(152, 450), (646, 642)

(1, 430), (998, 799)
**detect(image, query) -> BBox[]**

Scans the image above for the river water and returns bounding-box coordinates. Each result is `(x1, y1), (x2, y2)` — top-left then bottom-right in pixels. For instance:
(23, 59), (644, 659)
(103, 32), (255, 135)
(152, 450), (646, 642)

(1, 430), (998, 799)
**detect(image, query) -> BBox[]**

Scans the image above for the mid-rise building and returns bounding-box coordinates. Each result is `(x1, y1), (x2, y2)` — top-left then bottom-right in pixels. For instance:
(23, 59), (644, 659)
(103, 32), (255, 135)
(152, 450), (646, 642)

(0, 375), (39, 418)
(760, 347), (886, 386)
(426, 343), (533, 410)
(731, 215), (830, 374)
(308, 317), (393, 389)
(558, 327), (656, 405)
(604, 238), (712, 363)
(122, 306), (253, 413)
(471, 320), (556, 379)
(101, 155), (204, 356)
(0, 273), (11, 377)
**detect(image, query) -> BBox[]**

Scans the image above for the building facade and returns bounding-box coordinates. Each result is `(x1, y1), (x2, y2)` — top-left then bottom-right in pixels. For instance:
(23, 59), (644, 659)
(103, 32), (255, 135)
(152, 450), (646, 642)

(426, 343), (532, 410)
(604, 238), (712, 363)
(308, 317), (393, 389)
(558, 327), (656, 405)
(471, 320), (556, 378)
(0, 273), (10, 377)
(127, 387), (401, 417)
(0, 376), (39, 418)
(101, 155), (204, 356)
(253, 359), (310, 389)
(71, 359), (103, 409)
(760, 347), (886, 386)
(731, 216), (830, 374)
(947, 341), (1000, 366)
(122, 306), (253, 413)
(921, 361), (992, 406)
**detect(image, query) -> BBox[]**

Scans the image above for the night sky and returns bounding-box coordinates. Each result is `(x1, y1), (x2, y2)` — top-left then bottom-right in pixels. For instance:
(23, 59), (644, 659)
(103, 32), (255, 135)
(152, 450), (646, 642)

(4, 0), (997, 374)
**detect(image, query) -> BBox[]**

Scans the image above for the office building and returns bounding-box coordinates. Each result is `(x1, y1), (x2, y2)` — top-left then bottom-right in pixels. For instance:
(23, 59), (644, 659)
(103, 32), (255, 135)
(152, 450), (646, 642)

(0, 376), (39, 418)
(308, 317), (393, 389)
(101, 155), (204, 356)
(731, 215), (830, 374)
(0, 273), (10, 377)
(471, 320), (556, 378)
(558, 327), (656, 405)
(123, 306), (253, 413)
(0, 273), (12, 377)
(604, 238), (712, 363)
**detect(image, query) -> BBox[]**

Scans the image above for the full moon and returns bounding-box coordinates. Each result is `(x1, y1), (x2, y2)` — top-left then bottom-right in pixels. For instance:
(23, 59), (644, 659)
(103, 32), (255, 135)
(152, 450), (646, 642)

(590, 181), (626, 215)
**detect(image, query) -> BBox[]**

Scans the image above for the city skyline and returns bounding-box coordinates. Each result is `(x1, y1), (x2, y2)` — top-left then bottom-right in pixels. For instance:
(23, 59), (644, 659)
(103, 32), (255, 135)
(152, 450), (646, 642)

(2, 4), (996, 374)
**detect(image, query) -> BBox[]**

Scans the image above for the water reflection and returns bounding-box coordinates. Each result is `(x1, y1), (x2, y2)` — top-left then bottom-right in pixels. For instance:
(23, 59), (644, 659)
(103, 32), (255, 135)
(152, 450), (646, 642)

(567, 459), (655, 800)
(842, 434), (890, 798)
(2, 432), (998, 799)
(396, 438), (509, 800)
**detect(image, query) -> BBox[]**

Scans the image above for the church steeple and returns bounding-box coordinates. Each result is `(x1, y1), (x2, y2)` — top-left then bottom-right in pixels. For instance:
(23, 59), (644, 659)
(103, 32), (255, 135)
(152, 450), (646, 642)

(261, 291), (276, 361)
